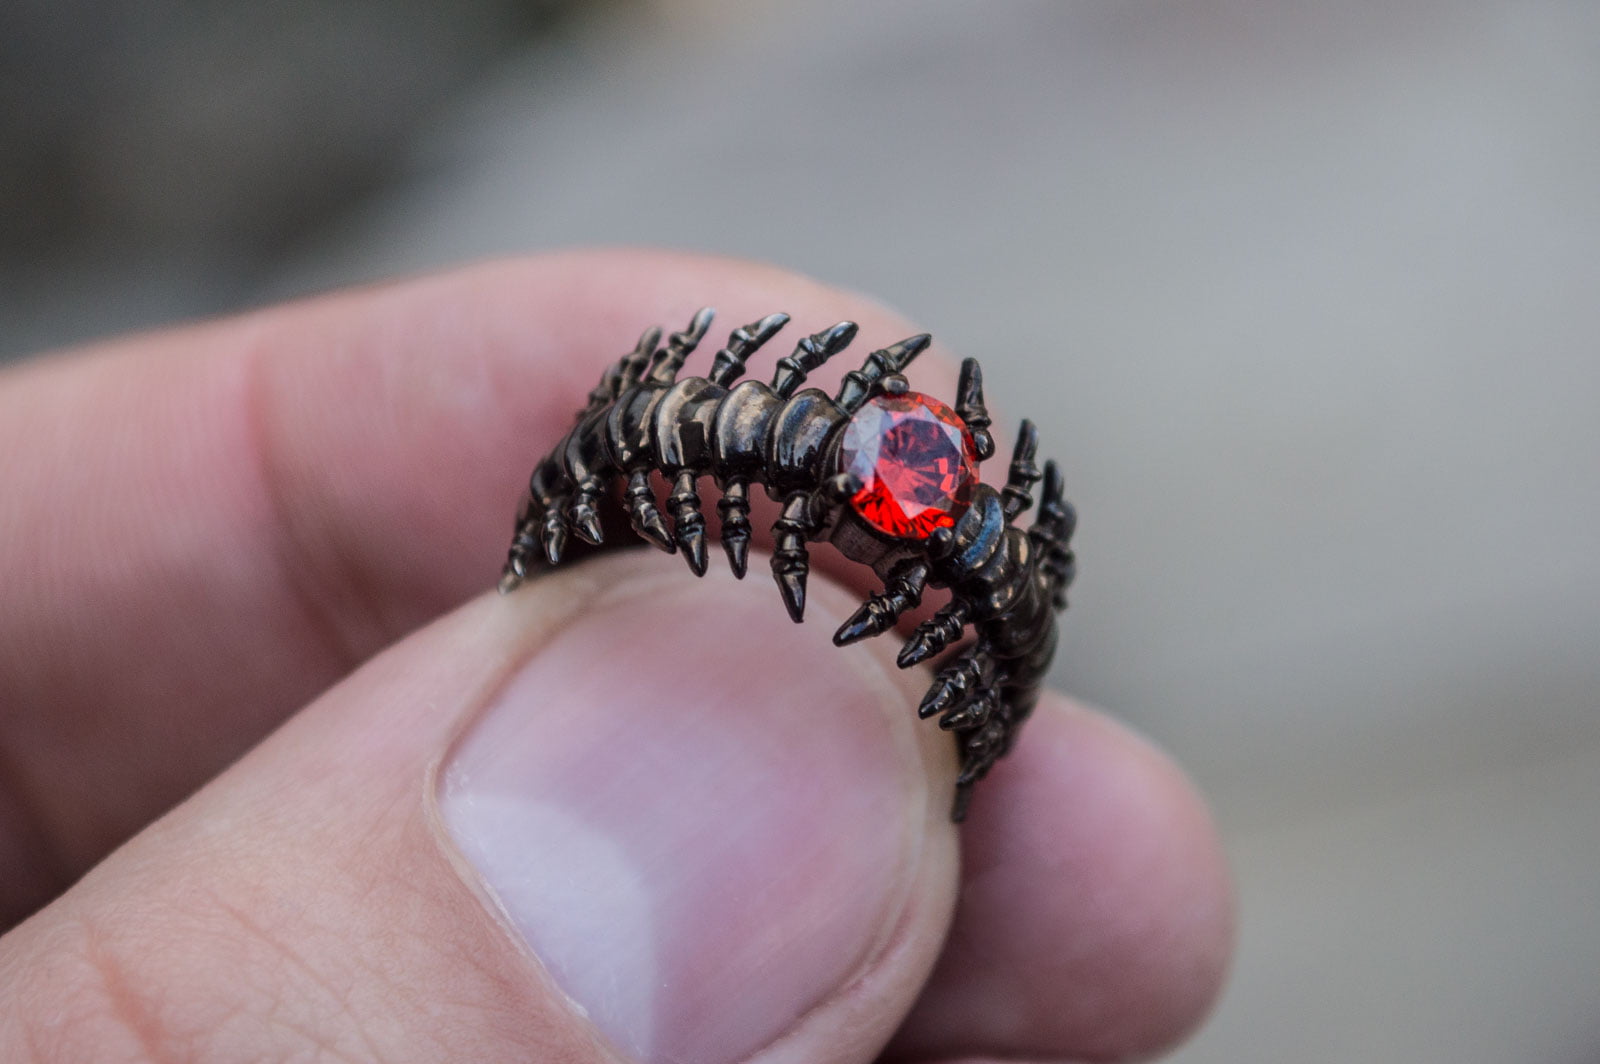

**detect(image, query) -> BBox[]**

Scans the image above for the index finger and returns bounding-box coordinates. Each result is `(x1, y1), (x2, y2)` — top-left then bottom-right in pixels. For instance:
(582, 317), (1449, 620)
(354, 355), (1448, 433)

(0, 250), (960, 916)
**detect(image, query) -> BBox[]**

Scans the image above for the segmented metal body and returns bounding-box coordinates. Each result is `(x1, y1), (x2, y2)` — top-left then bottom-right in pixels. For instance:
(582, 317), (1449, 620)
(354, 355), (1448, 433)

(501, 309), (1076, 820)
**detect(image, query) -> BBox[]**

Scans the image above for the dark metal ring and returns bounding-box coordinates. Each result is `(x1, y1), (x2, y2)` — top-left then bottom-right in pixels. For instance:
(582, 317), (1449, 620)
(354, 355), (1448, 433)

(499, 308), (1076, 821)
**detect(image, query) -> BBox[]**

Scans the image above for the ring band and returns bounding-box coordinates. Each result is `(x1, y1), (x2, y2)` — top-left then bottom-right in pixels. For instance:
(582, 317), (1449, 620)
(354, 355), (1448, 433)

(500, 308), (1076, 821)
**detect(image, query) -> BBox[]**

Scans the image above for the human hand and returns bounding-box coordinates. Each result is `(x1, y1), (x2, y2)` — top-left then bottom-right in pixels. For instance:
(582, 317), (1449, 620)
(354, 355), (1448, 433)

(0, 252), (1232, 1063)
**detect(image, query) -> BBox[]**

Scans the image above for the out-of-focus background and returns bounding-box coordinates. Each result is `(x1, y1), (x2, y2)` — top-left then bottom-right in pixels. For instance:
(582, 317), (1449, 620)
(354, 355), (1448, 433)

(5, 1), (1598, 1059)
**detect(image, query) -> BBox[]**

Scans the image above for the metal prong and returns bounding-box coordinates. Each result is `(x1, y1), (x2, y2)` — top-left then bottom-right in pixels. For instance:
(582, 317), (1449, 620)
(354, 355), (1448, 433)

(771, 491), (817, 622)
(1002, 420), (1041, 521)
(899, 599), (970, 668)
(619, 326), (662, 387)
(956, 357), (995, 460)
(717, 478), (752, 578)
(834, 560), (929, 646)
(667, 470), (709, 576)
(625, 469), (674, 552)
(650, 307), (716, 383)
(708, 312), (790, 388)
(836, 333), (932, 413)
(771, 321), (858, 398)
(823, 472), (863, 503)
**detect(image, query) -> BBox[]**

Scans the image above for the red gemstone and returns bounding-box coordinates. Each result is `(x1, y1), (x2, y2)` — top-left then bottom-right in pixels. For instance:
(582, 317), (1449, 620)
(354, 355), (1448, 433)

(840, 392), (980, 539)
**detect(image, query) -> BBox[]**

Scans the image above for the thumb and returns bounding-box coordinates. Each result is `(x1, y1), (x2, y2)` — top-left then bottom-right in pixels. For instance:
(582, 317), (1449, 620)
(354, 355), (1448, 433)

(0, 552), (959, 1064)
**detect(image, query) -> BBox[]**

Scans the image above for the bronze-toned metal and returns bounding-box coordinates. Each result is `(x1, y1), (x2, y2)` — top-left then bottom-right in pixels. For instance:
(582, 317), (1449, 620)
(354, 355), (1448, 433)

(499, 309), (1076, 821)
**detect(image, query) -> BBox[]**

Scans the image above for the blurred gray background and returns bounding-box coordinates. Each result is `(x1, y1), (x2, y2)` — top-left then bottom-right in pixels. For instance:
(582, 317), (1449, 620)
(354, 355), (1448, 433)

(5, 1), (1598, 1060)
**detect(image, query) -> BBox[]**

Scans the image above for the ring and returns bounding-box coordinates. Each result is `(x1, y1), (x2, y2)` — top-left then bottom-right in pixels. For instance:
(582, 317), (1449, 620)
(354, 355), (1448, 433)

(499, 308), (1076, 821)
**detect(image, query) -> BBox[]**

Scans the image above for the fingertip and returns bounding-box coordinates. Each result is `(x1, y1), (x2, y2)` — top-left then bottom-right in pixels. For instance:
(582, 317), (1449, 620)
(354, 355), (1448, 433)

(891, 694), (1235, 1061)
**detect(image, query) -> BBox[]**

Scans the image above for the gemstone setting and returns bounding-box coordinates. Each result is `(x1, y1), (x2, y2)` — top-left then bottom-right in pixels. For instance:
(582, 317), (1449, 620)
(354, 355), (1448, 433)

(839, 392), (980, 540)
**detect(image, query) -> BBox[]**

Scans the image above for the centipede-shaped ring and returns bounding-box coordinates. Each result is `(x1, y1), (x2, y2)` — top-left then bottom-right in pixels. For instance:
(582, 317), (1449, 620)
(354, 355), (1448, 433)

(499, 308), (1076, 821)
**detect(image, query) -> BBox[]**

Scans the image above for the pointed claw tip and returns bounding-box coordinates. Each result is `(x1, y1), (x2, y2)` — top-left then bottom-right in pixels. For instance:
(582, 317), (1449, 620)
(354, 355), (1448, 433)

(950, 787), (973, 823)
(938, 712), (969, 731)
(887, 333), (933, 363)
(775, 569), (808, 623)
(825, 472), (864, 503)
(573, 512), (604, 546)
(833, 614), (875, 646)
(682, 535), (709, 577)
(541, 520), (568, 564)
(836, 598), (891, 646)
(637, 515), (675, 553)
(724, 536), (749, 579)
(898, 639), (933, 669)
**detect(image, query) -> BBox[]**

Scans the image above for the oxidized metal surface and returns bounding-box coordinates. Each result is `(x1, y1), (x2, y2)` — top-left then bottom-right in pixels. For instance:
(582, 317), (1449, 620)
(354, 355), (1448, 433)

(499, 308), (1077, 821)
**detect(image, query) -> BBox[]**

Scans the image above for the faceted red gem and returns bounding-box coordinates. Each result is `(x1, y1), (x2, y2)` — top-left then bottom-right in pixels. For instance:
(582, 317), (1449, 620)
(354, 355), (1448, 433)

(840, 392), (980, 539)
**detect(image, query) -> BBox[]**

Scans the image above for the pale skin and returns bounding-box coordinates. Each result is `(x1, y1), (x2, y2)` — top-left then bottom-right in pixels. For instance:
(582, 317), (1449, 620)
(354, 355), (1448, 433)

(0, 251), (1233, 1064)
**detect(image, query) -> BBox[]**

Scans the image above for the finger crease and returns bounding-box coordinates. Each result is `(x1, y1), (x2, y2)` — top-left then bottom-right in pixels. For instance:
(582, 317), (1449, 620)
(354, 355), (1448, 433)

(83, 932), (181, 1064)
(240, 339), (381, 680)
